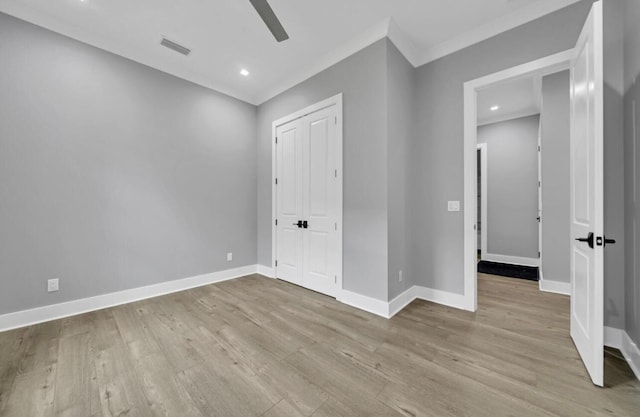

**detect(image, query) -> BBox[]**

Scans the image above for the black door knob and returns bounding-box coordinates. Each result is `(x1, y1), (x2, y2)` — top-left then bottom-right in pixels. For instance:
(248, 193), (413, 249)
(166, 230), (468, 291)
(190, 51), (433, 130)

(575, 232), (594, 249)
(292, 220), (303, 228)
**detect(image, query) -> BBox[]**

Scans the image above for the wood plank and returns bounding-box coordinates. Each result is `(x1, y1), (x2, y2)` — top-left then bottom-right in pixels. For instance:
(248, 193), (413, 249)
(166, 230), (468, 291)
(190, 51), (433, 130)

(53, 333), (96, 417)
(133, 353), (204, 417)
(2, 365), (56, 417)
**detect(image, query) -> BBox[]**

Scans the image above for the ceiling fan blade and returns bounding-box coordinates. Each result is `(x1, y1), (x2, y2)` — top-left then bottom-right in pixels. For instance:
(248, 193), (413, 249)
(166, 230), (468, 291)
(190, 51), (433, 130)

(249, 0), (289, 42)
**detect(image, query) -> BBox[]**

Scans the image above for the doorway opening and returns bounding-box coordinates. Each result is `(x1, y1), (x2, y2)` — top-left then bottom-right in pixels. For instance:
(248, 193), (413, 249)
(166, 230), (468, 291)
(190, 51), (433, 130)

(463, 50), (573, 311)
(475, 74), (544, 282)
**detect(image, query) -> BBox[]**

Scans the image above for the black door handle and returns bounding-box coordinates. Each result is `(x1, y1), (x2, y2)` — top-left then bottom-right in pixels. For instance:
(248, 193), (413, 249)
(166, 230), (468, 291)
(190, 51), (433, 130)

(596, 236), (616, 247)
(292, 220), (303, 228)
(302, 220), (308, 229)
(575, 232), (594, 249)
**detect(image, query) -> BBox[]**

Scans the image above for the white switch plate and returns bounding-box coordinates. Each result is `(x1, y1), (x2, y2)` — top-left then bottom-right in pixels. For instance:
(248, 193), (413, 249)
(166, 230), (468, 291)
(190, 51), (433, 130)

(227, 252), (233, 261)
(47, 278), (59, 292)
(448, 201), (461, 212)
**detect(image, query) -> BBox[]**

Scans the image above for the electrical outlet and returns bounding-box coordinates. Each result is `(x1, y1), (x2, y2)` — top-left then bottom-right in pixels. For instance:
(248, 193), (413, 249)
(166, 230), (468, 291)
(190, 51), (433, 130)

(47, 278), (59, 293)
(399, 270), (403, 282)
(227, 252), (233, 261)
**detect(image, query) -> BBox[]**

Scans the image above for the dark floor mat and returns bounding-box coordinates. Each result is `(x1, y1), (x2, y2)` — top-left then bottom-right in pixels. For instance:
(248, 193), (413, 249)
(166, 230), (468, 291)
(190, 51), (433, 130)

(477, 261), (539, 281)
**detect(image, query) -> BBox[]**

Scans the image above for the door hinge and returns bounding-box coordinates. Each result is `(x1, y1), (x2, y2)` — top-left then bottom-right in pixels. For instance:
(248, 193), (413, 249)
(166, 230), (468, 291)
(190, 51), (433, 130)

(335, 222), (337, 231)
(334, 275), (337, 284)
(538, 181), (541, 187)
(275, 219), (278, 226)
(335, 169), (337, 178)
(275, 178), (278, 185)
(335, 116), (337, 125)
(538, 145), (541, 152)
(275, 260), (278, 267)
(275, 137), (278, 144)
(538, 251), (541, 258)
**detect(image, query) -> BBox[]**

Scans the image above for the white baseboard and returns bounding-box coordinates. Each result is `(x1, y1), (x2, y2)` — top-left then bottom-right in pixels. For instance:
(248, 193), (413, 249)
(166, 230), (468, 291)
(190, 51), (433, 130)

(337, 289), (391, 318)
(604, 328), (639, 382)
(483, 253), (540, 267)
(340, 285), (469, 319)
(539, 279), (571, 296)
(604, 326), (623, 349)
(622, 332), (640, 382)
(257, 264), (275, 278)
(388, 286), (420, 318)
(414, 286), (470, 311)
(0, 265), (258, 332)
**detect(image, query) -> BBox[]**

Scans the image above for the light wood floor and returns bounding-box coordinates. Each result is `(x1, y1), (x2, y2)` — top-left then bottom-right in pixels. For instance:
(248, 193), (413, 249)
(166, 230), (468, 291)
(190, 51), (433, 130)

(0, 273), (638, 417)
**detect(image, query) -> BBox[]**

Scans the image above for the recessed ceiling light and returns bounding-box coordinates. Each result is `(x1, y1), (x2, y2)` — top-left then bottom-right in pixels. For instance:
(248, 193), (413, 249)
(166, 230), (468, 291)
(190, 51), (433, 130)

(240, 69), (250, 77)
(490, 105), (500, 111)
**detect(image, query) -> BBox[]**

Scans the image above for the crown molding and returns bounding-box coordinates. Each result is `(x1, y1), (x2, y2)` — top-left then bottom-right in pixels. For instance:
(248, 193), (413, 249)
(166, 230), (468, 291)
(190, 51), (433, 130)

(255, 0), (583, 103)
(478, 109), (540, 127)
(254, 18), (391, 104)
(386, 17), (422, 67)
(2, 0), (583, 106)
(416, 0), (583, 66)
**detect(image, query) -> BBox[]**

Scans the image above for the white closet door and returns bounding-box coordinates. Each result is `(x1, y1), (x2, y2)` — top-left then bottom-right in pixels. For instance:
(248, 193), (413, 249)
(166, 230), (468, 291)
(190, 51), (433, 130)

(276, 118), (304, 286)
(302, 106), (338, 297)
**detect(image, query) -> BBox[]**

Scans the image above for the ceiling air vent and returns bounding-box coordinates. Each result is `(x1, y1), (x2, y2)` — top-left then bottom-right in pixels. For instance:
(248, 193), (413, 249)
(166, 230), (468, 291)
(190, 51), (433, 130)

(160, 38), (191, 56)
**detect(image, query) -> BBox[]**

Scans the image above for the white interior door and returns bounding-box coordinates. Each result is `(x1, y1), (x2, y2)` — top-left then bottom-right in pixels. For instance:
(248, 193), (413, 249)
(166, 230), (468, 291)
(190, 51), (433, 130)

(276, 119), (304, 286)
(302, 107), (339, 297)
(275, 102), (340, 297)
(569, 0), (604, 387)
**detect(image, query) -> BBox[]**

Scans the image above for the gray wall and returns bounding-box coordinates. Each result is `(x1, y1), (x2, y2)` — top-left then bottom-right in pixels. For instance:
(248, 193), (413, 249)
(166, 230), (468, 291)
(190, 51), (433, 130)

(0, 13), (258, 315)
(387, 40), (415, 300)
(624, 0), (640, 346)
(409, 0), (596, 295)
(540, 71), (571, 284)
(256, 40), (390, 301)
(477, 115), (540, 260)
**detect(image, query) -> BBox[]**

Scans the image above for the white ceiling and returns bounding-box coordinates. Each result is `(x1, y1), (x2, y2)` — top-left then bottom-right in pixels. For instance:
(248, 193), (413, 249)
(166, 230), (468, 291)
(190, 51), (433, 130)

(0, 0), (581, 104)
(477, 75), (542, 126)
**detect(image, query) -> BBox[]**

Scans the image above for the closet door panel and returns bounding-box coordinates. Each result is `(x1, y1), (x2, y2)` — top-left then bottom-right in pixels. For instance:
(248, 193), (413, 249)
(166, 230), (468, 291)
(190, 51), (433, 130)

(276, 119), (304, 285)
(302, 108), (337, 297)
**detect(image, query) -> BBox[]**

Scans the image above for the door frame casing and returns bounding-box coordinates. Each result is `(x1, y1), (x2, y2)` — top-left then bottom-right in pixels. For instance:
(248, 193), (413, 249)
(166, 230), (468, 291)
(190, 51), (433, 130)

(271, 93), (344, 296)
(463, 51), (572, 311)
